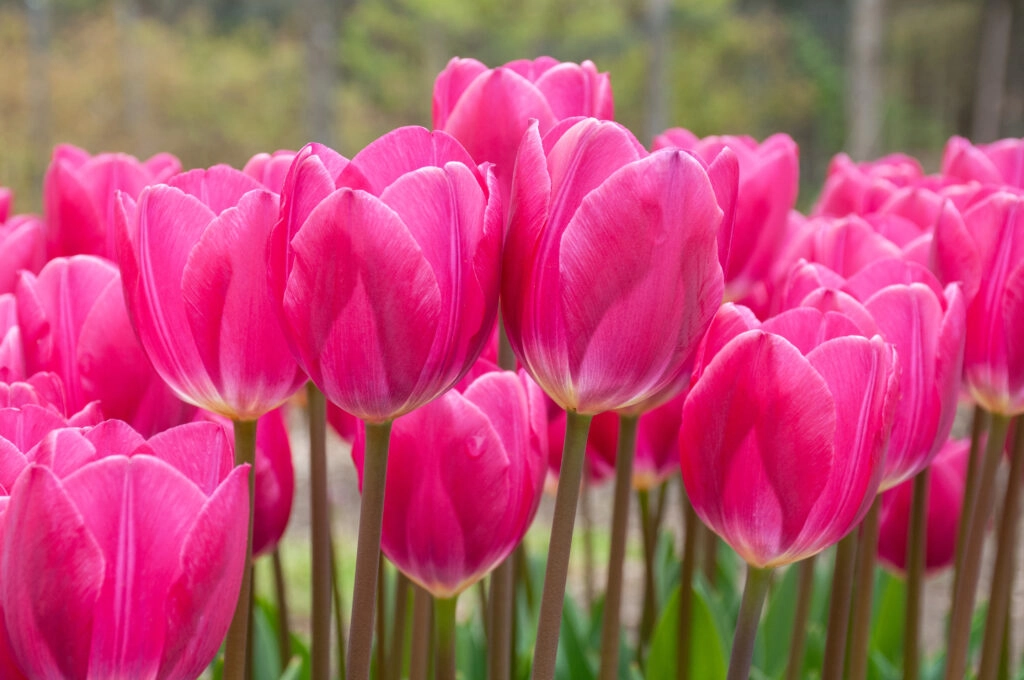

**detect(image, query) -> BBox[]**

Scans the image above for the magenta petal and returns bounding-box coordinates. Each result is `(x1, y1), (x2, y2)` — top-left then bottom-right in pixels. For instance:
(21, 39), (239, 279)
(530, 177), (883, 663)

(3, 465), (104, 680)
(44, 159), (104, 258)
(147, 421), (233, 495)
(168, 165), (264, 216)
(1003, 266), (1024, 412)
(432, 57), (489, 129)
(559, 150), (723, 412)
(704, 147), (740, 276)
(284, 189), (442, 420)
(532, 61), (611, 120)
(182, 189), (302, 418)
(680, 331), (836, 568)
(159, 464), (249, 679)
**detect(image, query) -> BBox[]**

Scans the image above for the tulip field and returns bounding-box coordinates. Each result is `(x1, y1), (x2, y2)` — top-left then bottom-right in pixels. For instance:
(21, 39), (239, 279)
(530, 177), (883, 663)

(1, 54), (1024, 680)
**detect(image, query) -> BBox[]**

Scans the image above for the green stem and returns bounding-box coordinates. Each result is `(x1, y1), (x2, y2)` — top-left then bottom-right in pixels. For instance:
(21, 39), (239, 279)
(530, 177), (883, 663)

(904, 468), (931, 680)
(434, 597), (458, 680)
(821, 530), (859, 680)
(530, 410), (594, 680)
(307, 384), (332, 680)
(677, 487), (700, 680)
(784, 556), (817, 680)
(726, 565), (773, 680)
(951, 405), (988, 609)
(330, 532), (347, 680)
(389, 573), (411, 680)
(848, 497), (882, 680)
(488, 559), (513, 680)
(701, 524), (719, 588)
(597, 414), (639, 680)
(376, 559), (389, 680)
(637, 488), (657, 661)
(581, 473), (597, 610)
(477, 580), (490, 643)
(272, 549), (293, 666)
(347, 420), (394, 680)
(945, 412), (1012, 680)
(223, 418), (258, 680)
(977, 417), (1024, 680)
(410, 585), (432, 680)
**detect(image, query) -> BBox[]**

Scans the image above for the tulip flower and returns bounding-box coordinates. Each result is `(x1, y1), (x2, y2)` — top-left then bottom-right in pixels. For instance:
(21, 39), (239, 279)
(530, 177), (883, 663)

(0, 295), (24, 382)
(243, 149), (297, 194)
(814, 152), (924, 217)
(877, 437), (969, 574)
(0, 214), (45, 295)
(503, 117), (732, 415)
(271, 127), (502, 423)
(434, 56), (613, 200)
(681, 303), (898, 569)
(16, 255), (196, 436)
(352, 368), (546, 598)
(653, 129), (799, 304)
(0, 420), (248, 680)
(44, 144), (181, 259)
(932, 191), (1024, 415)
(117, 165), (307, 421)
(0, 189), (10, 222)
(942, 136), (1024, 189)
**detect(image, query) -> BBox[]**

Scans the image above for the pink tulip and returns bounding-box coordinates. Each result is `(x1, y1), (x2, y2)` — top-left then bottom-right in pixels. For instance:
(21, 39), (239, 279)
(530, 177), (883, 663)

(270, 127), (502, 422)
(117, 165), (307, 421)
(44, 144), (181, 259)
(0, 214), (45, 295)
(942, 136), (1024, 189)
(502, 118), (733, 414)
(680, 303), (898, 567)
(243, 150), (298, 194)
(653, 130), (799, 302)
(932, 191), (1024, 414)
(0, 295), (24, 382)
(16, 255), (195, 435)
(0, 189), (10, 222)
(434, 57), (613, 200)
(814, 152), (924, 217)
(0, 420), (248, 680)
(198, 406), (294, 556)
(352, 369), (547, 597)
(877, 438), (970, 574)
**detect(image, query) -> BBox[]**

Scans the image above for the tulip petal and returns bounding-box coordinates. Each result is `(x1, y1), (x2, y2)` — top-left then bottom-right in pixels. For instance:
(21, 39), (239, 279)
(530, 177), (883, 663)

(3, 465), (104, 680)
(169, 166), (264, 216)
(680, 331), (835, 568)
(44, 159), (103, 258)
(532, 61), (611, 119)
(147, 421), (234, 495)
(560, 149), (723, 412)
(285, 189), (441, 420)
(432, 57), (489, 130)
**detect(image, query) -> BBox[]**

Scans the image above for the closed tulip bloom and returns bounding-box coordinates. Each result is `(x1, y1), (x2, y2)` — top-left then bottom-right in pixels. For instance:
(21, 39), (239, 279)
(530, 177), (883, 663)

(0, 295), (24, 382)
(814, 152), (924, 217)
(16, 256), (195, 435)
(932, 191), (1024, 414)
(942, 136), (1024, 189)
(271, 127), (503, 422)
(44, 144), (181, 259)
(877, 437), (969, 573)
(1, 420), (249, 680)
(117, 165), (307, 421)
(503, 118), (732, 414)
(680, 303), (898, 568)
(0, 214), (45, 295)
(243, 150), (297, 194)
(0, 189), (10, 222)
(434, 57), (613, 200)
(352, 369), (547, 597)
(653, 130), (799, 303)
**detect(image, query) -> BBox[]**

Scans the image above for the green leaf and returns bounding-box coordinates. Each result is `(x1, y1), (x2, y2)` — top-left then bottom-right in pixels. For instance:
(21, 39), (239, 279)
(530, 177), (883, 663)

(253, 598), (284, 680)
(870, 572), (906, 670)
(645, 583), (727, 680)
(757, 562), (800, 678)
(555, 594), (597, 680)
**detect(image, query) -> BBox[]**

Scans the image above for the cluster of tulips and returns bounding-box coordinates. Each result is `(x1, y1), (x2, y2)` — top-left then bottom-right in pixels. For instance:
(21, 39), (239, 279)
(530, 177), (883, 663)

(0, 53), (1023, 680)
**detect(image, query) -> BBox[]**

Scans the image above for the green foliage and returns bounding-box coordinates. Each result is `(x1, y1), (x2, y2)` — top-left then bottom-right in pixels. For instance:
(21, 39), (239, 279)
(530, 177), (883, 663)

(645, 583), (728, 680)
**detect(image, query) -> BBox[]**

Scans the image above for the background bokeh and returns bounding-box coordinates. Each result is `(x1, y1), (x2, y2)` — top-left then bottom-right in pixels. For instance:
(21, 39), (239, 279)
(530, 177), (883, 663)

(0, 0), (1021, 212)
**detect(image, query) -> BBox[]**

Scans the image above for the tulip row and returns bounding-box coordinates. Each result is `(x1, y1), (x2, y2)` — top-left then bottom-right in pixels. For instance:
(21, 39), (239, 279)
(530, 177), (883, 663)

(0, 53), (1022, 680)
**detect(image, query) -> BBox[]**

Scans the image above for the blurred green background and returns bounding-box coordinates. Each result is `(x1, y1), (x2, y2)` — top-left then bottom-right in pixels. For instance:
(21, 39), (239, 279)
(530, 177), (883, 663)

(0, 0), (1021, 212)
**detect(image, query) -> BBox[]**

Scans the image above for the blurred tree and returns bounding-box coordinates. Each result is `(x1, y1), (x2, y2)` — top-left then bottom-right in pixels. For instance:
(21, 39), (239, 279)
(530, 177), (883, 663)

(971, 0), (1014, 141)
(847, 0), (885, 160)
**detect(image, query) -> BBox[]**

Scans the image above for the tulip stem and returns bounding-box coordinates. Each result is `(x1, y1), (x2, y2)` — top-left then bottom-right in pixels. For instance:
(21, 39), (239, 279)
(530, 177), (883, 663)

(390, 572), (411, 680)
(676, 486), (701, 680)
(951, 405), (988, 608)
(637, 487), (658, 664)
(271, 548), (293, 665)
(701, 524), (719, 588)
(223, 418), (258, 680)
(410, 585), (432, 680)
(904, 468), (931, 680)
(307, 384), (333, 680)
(530, 410), (594, 680)
(598, 414), (639, 680)
(945, 412), (1011, 680)
(848, 496), (882, 680)
(376, 560), (389, 680)
(581, 474), (597, 610)
(821, 530), (858, 680)
(488, 558), (513, 680)
(784, 555), (817, 680)
(435, 596), (458, 680)
(347, 419), (394, 680)
(977, 417), (1024, 680)
(330, 534), (347, 680)
(727, 565), (773, 680)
